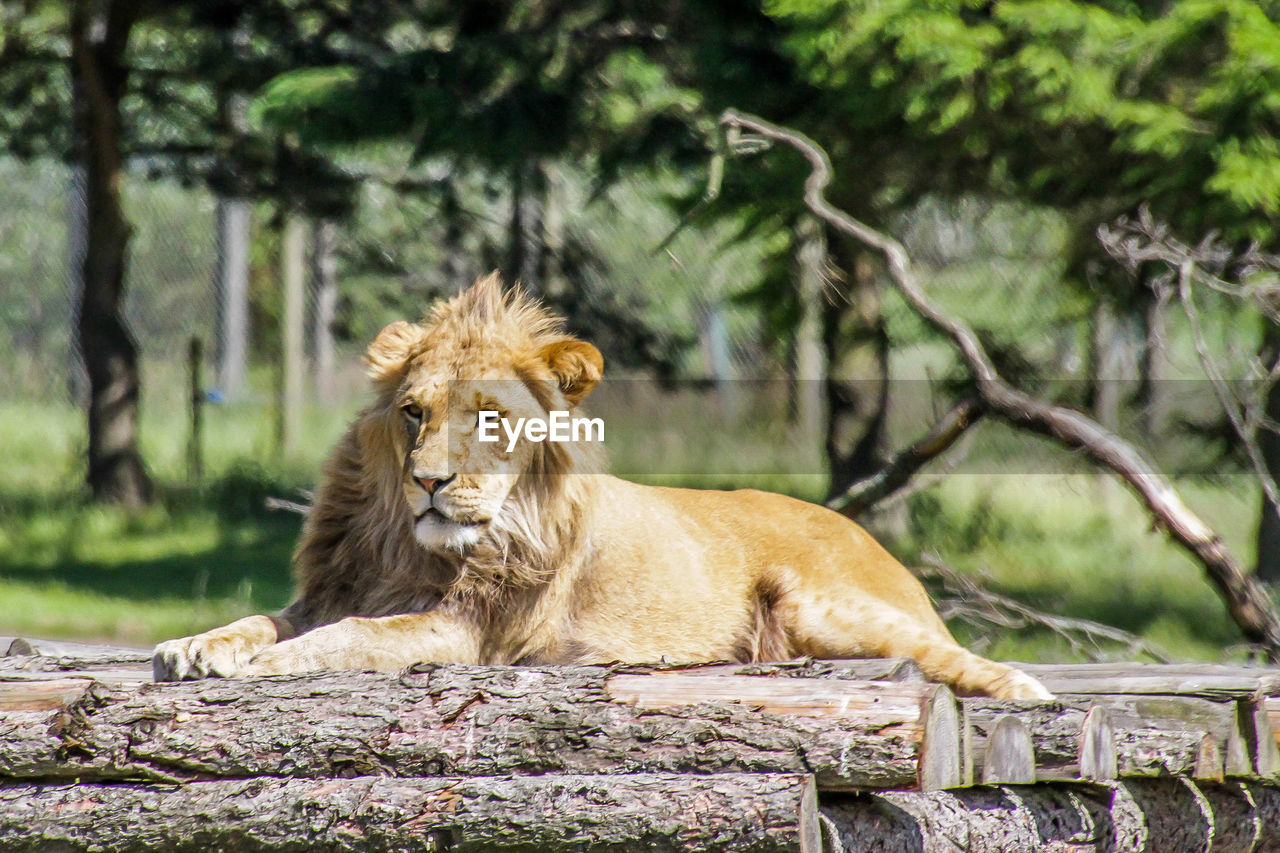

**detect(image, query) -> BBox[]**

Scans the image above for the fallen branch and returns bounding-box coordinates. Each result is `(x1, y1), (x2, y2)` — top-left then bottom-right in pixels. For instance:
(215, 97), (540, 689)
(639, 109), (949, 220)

(720, 108), (1280, 660)
(827, 396), (982, 516)
(915, 556), (1172, 664)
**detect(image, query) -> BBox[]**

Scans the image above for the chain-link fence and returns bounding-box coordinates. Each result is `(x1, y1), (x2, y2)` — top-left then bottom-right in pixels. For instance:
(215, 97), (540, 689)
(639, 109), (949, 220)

(0, 153), (1258, 486)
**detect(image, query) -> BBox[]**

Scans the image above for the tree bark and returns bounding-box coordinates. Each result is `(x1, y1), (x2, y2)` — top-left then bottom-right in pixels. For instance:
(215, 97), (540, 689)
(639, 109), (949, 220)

(820, 779), (1280, 853)
(1088, 296), (1125, 433)
(507, 157), (544, 294)
(0, 773), (821, 853)
(310, 219), (338, 403)
(1136, 282), (1171, 437)
(827, 397), (981, 516)
(824, 241), (891, 502)
(0, 667), (944, 790)
(279, 215), (306, 456)
(213, 197), (251, 401)
(71, 0), (152, 506)
(791, 214), (827, 446)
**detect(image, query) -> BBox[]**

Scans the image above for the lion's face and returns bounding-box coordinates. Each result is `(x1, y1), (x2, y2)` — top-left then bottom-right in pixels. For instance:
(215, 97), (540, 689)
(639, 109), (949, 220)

(364, 279), (603, 554)
(396, 366), (547, 551)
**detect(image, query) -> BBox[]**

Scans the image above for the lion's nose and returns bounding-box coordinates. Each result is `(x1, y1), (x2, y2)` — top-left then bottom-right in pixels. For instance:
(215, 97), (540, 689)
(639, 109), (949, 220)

(415, 473), (455, 495)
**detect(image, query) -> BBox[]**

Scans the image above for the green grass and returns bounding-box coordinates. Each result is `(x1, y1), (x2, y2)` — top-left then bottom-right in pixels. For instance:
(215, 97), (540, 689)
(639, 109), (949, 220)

(900, 472), (1256, 662)
(0, 394), (1265, 662)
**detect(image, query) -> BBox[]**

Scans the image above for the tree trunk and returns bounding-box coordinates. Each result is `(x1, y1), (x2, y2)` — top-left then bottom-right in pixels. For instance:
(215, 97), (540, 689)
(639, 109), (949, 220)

(541, 161), (568, 299)
(507, 157), (544, 294)
(71, 0), (151, 506)
(0, 773), (821, 853)
(214, 197), (252, 401)
(279, 215), (306, 456)
(1256, 318), (1280, 585)
(821, 779), (1280, 853)
(791, 214), (827, 448)
(1089, 296), (1125, 433)
(0, 667), (946, 791)
(311, 219), (338, 403)
(824, 242), (891, 494)
(1136, 282), (1171, 437)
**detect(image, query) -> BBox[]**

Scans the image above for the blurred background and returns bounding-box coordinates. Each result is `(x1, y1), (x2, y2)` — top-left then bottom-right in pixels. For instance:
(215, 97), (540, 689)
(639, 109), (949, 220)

(2, 0), (1278, 663)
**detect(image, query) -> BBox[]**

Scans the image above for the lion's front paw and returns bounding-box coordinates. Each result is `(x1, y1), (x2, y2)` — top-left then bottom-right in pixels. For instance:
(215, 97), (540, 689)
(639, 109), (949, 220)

(153, 633), (255, 681)
(990, 668), (1054, 701)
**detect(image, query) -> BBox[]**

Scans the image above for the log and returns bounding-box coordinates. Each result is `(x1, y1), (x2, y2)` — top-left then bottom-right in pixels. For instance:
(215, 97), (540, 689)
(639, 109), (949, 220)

(0, 665), (950, 791)
(668, 657), (925, 682)
(1260, 697), (1280, 777)
(981, 716), (1035, 784)
(962, 694), (1264, 783)
(819, 779), (1280, 853)
(0, 773), (820, 852)
(3, 637), (150, 662)
(1, 637), (152, 685)
(1019, 662), (1280, 699)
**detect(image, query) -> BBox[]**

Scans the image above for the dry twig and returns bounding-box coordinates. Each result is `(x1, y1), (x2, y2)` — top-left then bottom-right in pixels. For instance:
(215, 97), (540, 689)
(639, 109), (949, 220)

(915, 555), (1172, 663)
(828, 397), (983, 516)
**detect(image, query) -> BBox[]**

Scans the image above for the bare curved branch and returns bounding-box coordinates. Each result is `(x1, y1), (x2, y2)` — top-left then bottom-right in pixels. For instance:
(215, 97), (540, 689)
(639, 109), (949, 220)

(719, 108), (1280, 658)
(827, 397), (982, 516)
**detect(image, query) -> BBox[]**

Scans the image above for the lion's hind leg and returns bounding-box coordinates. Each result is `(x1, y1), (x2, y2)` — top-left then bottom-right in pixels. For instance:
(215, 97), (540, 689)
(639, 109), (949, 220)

(789, 595), (1052, 700)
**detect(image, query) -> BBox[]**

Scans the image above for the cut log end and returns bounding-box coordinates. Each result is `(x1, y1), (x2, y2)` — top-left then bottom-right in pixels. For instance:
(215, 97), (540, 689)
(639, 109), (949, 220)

(982, 715), (1036, 784)
(919, 685), (961, 791)
(1080, 705), (1118, 781)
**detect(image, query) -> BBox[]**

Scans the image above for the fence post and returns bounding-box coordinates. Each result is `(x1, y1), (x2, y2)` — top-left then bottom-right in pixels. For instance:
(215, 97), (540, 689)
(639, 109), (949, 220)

(280, 216), (306, 457)
(187, 336), (203, 483)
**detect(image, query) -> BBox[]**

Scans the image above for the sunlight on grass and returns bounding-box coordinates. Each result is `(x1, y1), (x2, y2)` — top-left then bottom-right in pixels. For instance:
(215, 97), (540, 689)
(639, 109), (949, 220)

(904, 472), (1258, 661)
(0, 396), (1268, 663)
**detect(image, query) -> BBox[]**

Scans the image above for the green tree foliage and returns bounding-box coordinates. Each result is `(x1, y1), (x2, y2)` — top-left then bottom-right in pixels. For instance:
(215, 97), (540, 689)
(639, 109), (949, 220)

(768, 0), (1280, 241)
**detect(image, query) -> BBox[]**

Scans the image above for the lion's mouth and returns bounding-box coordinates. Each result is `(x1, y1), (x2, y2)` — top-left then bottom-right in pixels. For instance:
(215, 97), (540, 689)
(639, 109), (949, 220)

(417, 507), (486, 527)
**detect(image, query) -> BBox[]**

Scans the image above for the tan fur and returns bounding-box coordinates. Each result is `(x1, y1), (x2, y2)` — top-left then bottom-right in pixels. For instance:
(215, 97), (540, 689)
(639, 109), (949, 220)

(154, 275), (1051, 700)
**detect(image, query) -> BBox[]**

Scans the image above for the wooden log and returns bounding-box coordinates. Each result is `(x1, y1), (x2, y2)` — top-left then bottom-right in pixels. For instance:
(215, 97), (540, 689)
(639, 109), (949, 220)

(1, 637), (152, 684)
(963, 693), (1259, 782)
(1018, 662), (1280, 699)
(981, 716), (1035, 784)
(1080, 706), (1118, 780)
(918, 685), (961, 790)
(3, 637), (149, 661)
(0, 773), (820, 852)
(665, 657), (925, 682)
(1260, 697), (1280, 778)
(0, 665), (945, 791)
(820, 779), (1280, 853)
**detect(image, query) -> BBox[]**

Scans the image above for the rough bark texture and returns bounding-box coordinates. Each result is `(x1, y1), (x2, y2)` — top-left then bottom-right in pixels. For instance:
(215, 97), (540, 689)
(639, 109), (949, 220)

(71, 0), (152, 506)
(824, 243), (892, 501)
(828, 397), (981, 516)
(0, 773), (819, 853)
(962, 694), (1259, 783)
(820, 780), (1280, 853)
(0, 666), (931, 790)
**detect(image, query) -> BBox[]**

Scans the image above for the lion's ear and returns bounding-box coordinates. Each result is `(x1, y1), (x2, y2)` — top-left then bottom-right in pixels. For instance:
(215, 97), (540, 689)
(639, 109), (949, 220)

(539, 339), (603, 406)
(364, 321), (423, 383)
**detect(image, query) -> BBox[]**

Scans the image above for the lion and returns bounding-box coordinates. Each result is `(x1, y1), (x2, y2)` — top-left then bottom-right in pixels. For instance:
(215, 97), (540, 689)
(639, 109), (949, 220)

(154, 274), (1051, 700)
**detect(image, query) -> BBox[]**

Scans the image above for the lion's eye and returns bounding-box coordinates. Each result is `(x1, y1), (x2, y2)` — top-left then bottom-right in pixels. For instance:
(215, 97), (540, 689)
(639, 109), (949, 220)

(402, 402), (424, 423)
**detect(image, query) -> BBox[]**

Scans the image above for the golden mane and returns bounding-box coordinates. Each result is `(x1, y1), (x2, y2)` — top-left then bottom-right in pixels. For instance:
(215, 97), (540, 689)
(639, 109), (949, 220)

(294, 274), (605, 627)
(425, 272), (567, 352)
